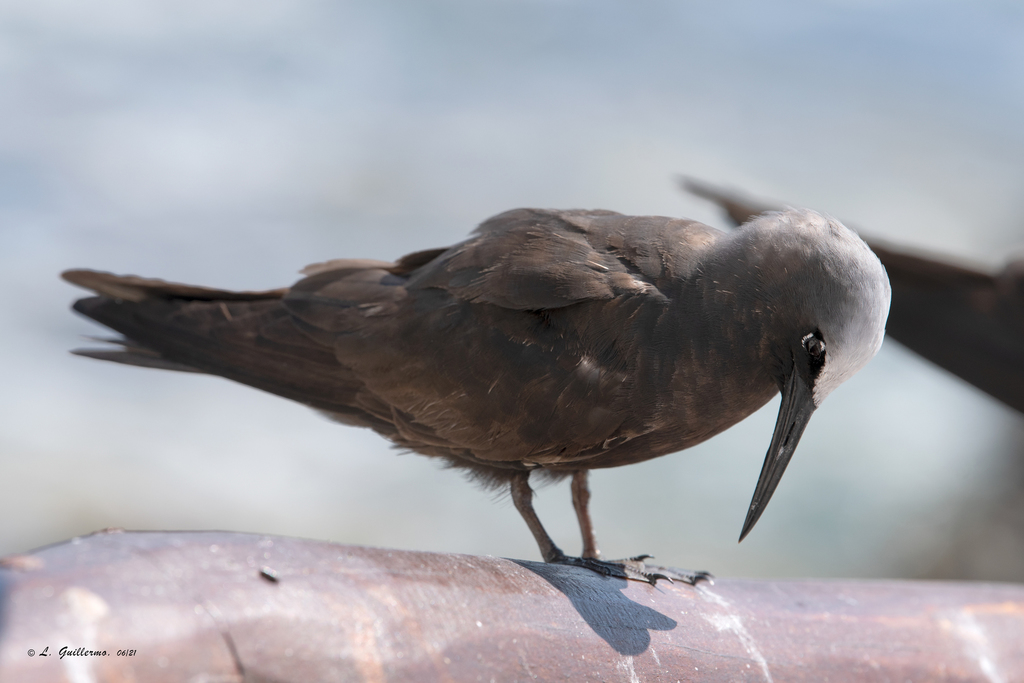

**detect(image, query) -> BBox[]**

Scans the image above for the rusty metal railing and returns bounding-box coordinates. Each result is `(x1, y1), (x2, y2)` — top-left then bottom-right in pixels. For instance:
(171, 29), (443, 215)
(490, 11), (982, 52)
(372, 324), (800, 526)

(2, 530), (1022, 682)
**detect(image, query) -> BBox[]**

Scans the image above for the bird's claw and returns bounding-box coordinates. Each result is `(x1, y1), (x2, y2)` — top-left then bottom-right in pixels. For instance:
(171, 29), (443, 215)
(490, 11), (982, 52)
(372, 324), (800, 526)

(549, 553), (712, 586)
(653, 566), (715, 586)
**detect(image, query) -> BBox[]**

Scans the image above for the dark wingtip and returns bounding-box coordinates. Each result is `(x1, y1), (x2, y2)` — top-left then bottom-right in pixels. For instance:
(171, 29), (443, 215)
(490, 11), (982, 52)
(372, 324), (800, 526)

(676, 175), (778, 228)
(70, 347), (202, 373)
(62, 269), (110, 292)
(71, 295), (110, 319)
(675, 175), (716, 199)
(61, 268), (97, 285)
(62, 268), (287, 302)
(61, 269), (154, 302)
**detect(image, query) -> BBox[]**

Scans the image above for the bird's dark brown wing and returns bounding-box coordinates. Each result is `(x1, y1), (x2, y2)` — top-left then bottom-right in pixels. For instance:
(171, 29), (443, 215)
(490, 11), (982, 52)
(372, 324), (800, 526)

(280, 209), (721, 469)
(65, 209), (724, 476)
(680, 178), (1024, 414)
(407, 208), (665, 310)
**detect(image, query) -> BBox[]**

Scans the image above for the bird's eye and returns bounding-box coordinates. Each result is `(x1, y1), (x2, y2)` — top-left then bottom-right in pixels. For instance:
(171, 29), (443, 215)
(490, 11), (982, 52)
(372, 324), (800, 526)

(802, 332), (825, 359)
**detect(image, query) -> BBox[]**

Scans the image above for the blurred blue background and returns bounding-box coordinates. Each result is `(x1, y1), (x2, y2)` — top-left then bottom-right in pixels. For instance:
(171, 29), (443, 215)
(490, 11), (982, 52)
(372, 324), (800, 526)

(1, 0), (1022, 579)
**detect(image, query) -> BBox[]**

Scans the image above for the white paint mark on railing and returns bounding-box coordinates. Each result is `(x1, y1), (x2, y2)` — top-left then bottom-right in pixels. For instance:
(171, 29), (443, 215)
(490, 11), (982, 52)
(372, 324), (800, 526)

(951, 610), (1004, 683)
(699, 587), (773, 683)
(617, 654), (641, 683)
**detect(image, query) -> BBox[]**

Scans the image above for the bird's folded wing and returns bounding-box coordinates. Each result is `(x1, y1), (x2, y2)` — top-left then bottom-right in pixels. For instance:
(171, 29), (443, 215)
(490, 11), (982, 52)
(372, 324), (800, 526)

(405, 208), (670, 310)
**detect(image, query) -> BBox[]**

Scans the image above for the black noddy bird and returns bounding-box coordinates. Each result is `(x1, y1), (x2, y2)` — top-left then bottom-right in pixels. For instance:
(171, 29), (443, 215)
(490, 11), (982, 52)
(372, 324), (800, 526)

(63, 207), (890, 583)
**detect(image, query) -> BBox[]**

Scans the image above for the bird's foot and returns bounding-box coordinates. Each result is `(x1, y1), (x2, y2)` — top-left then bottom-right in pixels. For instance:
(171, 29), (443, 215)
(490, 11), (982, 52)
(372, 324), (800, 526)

(548, 553), (712, 586)
(641, 560), (714, 586)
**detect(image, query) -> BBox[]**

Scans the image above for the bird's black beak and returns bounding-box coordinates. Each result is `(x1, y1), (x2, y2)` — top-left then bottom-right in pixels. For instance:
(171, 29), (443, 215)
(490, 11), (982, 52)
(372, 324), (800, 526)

(738, 367), (817, 542)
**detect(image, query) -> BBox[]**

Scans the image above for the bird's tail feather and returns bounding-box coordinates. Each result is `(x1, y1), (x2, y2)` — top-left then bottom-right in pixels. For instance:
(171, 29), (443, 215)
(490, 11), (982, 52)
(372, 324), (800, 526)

(61, 268), (403, 433)
(63, 268), (293, 376)
(71, 335), (204, 373)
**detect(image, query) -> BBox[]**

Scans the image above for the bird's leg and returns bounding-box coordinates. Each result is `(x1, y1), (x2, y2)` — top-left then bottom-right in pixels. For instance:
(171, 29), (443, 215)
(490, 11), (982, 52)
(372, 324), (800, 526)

(510, 472), (565, 563)
(571, 470), (600, 559)
(511, 472), (682, 585)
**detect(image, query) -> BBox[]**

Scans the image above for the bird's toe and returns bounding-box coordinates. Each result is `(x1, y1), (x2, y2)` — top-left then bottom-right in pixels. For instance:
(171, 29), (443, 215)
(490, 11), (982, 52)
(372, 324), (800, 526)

(547, 554), (711, 585)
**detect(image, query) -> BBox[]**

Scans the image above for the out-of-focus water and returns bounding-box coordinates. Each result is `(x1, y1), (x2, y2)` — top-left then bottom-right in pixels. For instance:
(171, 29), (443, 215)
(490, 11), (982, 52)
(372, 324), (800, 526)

(1, 0), (1022, 578)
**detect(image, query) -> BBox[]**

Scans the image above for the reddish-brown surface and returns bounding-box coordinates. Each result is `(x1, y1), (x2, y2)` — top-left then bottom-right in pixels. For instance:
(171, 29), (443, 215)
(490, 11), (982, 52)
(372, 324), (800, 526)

(2, 530), (1022, 682)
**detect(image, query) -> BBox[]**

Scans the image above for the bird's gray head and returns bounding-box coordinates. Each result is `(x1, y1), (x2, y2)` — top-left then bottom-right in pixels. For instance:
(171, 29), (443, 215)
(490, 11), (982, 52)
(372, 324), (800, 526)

(739, 208), (891, 406)
(721, 208), (891, 541)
